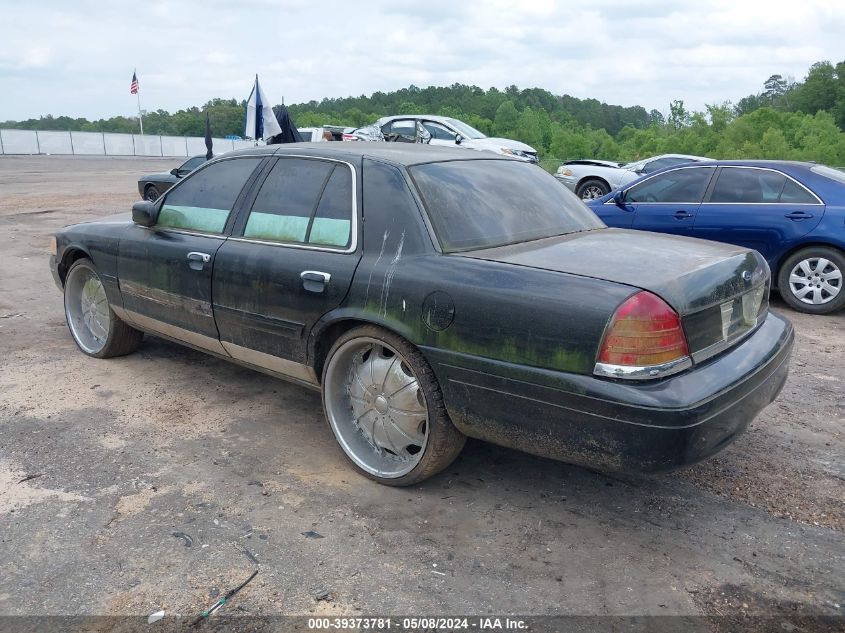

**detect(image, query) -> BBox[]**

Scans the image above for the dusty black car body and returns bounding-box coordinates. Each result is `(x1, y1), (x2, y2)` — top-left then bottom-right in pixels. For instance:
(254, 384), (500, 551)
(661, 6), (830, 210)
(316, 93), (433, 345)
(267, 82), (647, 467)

(137, 155), (207, 201)
(52, 144), (793, 481)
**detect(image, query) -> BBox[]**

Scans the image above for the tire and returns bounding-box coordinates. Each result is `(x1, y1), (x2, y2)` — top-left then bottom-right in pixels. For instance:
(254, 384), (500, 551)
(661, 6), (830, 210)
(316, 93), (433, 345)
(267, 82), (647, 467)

(64, 258), (144, 358)
(321, 325), (466, 486)
(143, 185), (160, 202)
(576, 178), (610, 201)
(777, 246), (845, 314)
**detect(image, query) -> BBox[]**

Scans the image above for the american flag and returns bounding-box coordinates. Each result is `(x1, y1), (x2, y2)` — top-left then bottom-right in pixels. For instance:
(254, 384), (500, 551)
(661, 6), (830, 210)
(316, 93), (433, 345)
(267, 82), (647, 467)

(130, 72), (139, 95)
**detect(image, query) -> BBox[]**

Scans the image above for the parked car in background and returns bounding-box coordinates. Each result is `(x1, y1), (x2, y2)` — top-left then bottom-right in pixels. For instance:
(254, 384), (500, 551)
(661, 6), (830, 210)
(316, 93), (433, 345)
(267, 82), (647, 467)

(51, 145), (792, 485)
(351, 115), (539, 162)
(556, 153), (709, 200)
(588, 160), (845, 314)
(137, 155), (208, 201)
(298, 126), (347, 141)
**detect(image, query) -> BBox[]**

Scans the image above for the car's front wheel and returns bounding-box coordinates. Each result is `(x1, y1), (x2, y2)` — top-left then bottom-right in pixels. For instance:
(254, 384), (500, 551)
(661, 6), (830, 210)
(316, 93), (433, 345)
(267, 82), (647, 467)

(321, 325), (466, 486)
(576, 178), (610, 200)
(777, 247), (845, 314)
(64, 258), (144, 358)
(143, 185), (160, 202)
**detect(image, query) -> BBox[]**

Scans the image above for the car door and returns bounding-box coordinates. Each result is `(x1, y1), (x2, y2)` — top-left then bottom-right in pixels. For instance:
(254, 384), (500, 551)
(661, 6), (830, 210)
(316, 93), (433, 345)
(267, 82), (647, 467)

(117, 156), (265, 353)
(211, 156), (361, 381)
(381, 119), (420, 143)
(694, 166), (825, 262)
(622, 166), (715, 236)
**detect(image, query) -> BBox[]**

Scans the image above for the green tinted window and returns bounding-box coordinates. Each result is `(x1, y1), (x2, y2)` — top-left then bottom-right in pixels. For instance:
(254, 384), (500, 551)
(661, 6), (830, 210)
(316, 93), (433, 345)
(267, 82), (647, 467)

(158, 157), (260, 233)
(244, 158), (353, 248)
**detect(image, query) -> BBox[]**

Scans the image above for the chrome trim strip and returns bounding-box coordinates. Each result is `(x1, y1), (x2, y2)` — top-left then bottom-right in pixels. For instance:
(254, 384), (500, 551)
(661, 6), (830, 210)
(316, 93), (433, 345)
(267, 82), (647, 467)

(120, 280), (214, 318)
(220, 341), (318, 385)
(593, 356), (693, 380)
(122, 310), (229, 355)
(144, 226), (228, 239)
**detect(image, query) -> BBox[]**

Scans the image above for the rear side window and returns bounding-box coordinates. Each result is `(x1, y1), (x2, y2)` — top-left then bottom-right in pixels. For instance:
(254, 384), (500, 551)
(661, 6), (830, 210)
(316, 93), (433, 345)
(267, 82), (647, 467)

(410, 159), (604, 252)
(625, 167), (713, 203)
(779, 178), (819, 204)
(710, 167), (818, 204)
(243, 158), (353, 248)
(158, 158), (261, 233)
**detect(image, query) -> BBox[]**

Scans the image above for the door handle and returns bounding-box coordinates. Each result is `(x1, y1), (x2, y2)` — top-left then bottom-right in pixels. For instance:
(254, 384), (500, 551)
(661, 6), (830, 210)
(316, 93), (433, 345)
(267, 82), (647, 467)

(784, 211), (814, 220)
(186, 251), (211, 271)
(674, 210), (694, 219)
(301, 270), (331, 293)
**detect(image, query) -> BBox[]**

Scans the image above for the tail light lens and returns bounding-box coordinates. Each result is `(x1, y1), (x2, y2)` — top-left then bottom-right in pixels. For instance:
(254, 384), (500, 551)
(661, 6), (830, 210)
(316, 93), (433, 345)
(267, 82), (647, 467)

(594, 291), (691, 379)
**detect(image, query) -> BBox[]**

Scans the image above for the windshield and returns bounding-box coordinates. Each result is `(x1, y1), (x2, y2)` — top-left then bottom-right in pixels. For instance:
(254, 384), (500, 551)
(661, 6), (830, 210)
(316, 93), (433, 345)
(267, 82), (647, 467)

(410, 160), (605, 252)
(811, 164), (845, 185)
(444, 118), (487, 139)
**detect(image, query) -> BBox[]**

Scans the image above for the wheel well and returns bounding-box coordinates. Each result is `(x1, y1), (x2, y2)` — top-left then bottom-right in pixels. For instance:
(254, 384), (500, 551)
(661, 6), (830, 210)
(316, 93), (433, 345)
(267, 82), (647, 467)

(144, 182), (156, 191)
(577, 176), (610, 192)
(57, 248), (90, 286)
(311, 318), (370, 382)
(772, 242), (845, 287)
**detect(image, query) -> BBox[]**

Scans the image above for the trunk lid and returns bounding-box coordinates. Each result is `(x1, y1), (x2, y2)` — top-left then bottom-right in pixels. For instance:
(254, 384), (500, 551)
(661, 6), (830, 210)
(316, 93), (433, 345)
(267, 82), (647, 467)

(460, 228), (770, 363)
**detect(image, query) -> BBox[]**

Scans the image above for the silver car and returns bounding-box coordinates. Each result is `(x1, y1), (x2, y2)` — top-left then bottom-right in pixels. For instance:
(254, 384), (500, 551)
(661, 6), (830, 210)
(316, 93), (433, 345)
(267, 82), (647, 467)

(556, 153), (710, 200)
(351, 115), (539, 163)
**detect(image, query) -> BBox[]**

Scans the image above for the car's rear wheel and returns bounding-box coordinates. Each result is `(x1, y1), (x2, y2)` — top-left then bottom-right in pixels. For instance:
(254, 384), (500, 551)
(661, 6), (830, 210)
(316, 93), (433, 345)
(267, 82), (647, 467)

(64, 258), (144, 358)
(777, 247), (845, 314)
(576, 178), (610, 200)
(321, 325), (466, 486)
(143, 185), (159, 202)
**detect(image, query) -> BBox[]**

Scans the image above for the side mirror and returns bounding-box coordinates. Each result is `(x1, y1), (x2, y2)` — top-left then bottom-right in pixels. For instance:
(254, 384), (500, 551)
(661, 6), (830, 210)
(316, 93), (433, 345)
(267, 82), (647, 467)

(132, 200), (159, 227)
(169, 168), (179, 176)
(455, 134), (463, 145)
(612, 190), (625, 207)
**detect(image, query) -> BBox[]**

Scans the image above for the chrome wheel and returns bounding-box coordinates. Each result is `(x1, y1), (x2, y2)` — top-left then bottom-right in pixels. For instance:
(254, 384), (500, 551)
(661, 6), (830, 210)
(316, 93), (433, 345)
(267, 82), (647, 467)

(324, 337), (429, 478)
(580, 185), (605, 200)
(788, 257), (842, 305)
(65, 264), (111, 354)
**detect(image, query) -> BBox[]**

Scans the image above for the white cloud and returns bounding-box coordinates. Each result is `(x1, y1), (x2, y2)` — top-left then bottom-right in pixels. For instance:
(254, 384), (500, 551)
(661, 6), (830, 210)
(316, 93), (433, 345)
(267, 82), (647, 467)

(0, 0), (843, 121)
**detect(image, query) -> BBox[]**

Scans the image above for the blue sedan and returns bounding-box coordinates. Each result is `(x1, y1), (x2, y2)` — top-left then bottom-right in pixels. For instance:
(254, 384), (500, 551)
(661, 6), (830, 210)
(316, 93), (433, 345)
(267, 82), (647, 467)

(587, 160), (845, 314)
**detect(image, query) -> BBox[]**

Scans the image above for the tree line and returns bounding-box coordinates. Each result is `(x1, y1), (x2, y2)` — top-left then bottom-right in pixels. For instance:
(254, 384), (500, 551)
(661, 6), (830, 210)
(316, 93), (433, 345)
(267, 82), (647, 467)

(3, 59), (845, 167)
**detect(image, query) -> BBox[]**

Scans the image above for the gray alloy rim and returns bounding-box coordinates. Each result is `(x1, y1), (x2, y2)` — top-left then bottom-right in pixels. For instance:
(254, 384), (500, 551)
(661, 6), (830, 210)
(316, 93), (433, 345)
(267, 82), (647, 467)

(580, 185), (605, 200)
(145, 186), (159, 202)
(65, 264), (110, 354)
(324, 337), (429, 478)
(788, 257), (842, 305)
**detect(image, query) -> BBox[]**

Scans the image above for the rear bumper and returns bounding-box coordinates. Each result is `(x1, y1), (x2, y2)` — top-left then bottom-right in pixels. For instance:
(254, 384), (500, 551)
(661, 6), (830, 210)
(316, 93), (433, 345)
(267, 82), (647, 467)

(424, 312), (794, 473)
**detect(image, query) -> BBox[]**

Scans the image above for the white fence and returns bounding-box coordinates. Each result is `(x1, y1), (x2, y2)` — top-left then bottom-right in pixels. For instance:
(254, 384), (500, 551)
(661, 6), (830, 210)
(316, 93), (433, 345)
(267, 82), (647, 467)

(0, 129), (257, 157)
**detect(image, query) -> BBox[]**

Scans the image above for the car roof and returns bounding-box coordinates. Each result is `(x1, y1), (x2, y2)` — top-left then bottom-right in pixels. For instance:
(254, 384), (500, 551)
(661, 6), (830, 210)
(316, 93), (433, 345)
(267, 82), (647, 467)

(222, 142), (514, 166)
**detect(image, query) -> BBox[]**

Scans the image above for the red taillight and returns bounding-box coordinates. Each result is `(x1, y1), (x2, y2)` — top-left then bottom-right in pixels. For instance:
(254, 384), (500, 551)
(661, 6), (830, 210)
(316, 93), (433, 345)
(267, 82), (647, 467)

(597, 291), (689, 368)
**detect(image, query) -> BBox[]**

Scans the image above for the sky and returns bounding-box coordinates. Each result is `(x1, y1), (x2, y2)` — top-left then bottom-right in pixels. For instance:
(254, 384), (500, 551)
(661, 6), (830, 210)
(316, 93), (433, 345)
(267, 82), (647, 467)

(1, 0), (844, 122)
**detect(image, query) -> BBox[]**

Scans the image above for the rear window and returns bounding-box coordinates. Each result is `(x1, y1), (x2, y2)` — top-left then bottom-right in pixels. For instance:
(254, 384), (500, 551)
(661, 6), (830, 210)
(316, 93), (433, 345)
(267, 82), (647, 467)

(409, 160), (604, 252)
(811, 164), (845, 185)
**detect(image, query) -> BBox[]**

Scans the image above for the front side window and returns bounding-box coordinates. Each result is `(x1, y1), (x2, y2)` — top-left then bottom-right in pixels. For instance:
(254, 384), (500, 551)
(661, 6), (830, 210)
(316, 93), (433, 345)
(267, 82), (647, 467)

(410, 159), (604, 252)
(243, 158), (353, 248)
(625, 167), (713, 203)
(422, 121), (456, 141)
(157, 158), (261, 233)
(179, 156), (206, 174)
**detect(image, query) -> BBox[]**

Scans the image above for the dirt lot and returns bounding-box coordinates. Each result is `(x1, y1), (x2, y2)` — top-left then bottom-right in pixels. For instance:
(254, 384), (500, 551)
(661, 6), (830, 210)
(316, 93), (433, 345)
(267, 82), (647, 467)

(0, 156), (843, 629)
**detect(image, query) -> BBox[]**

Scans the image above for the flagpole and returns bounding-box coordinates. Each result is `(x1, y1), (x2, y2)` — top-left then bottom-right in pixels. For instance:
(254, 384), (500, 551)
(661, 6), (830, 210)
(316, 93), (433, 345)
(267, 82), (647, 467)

(135, 68), (144, 135)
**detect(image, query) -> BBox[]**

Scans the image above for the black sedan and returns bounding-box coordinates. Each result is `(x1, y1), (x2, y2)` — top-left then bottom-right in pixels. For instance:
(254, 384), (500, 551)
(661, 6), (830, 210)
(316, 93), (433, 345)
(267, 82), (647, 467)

(51, 145), (794, 486)
(137, 154), (207, 202)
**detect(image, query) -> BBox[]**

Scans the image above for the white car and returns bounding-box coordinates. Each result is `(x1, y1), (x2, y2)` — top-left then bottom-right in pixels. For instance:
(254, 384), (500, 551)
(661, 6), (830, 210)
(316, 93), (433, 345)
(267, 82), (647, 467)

(352, 115), (538, 163)
(556, 153), (711, 200)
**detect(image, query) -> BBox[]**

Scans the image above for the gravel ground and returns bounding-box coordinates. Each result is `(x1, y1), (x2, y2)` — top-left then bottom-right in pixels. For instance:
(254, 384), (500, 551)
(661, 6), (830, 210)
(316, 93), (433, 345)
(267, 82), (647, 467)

(0, 156), (842, 631)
